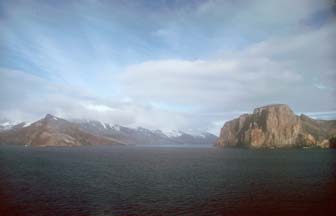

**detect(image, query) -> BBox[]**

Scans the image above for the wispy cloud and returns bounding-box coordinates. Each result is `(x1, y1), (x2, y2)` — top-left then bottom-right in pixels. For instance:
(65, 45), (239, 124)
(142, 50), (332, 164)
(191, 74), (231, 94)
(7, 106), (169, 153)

(120, 21), (336, 112)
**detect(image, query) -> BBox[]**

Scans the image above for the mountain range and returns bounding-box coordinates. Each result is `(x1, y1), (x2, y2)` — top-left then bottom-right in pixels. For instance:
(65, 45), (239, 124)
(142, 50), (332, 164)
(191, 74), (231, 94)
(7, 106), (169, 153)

(0, 114), (217, 147)
(1, 104), (335, 148)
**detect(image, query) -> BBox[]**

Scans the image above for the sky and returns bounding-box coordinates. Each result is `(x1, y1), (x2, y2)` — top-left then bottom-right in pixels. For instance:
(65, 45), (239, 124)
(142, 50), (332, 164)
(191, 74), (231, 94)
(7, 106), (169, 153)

(0, 0), (335, 135)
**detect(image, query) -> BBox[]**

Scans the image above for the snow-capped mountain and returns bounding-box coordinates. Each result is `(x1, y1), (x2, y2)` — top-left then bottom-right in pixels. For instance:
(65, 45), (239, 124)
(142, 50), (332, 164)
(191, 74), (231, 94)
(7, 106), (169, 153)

(0, 118), (37, 132)
(0, 121), (14, 131)
(0, 114), (217, 146)
(0, 118), (20, 131)
(0, 114), (126, 147)
(75, 120), (217, 145)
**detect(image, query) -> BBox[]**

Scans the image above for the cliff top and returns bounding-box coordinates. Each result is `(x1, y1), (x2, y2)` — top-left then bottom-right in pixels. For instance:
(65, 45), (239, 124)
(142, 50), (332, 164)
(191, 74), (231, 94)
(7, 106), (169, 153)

(253, 104), (293, 114)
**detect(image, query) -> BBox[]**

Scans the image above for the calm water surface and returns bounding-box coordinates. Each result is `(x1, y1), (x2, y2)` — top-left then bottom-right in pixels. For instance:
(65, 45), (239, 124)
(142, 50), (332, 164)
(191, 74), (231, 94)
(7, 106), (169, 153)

(0, 145), (335, 216)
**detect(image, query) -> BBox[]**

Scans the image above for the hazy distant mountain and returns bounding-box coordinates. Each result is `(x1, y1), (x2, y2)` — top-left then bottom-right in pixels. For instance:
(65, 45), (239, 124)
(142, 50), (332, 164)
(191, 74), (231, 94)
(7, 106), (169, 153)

(0, 114), (125, 147)
(0, 122), (13, 131)
(216, 104), (336, 149)
(76, 120), (218, 146)
(0, 118), (16, 131)
(170, 131), (218, 145)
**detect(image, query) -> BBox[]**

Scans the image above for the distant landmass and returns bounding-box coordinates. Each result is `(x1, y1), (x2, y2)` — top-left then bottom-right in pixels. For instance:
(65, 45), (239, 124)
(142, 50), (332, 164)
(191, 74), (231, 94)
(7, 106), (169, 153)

(216, 104), (336, 149)
(76, 120), (217, 146)
(1, 104), (335, 148)
(0, 114), (125, 147)
(0, 114), (217, 147)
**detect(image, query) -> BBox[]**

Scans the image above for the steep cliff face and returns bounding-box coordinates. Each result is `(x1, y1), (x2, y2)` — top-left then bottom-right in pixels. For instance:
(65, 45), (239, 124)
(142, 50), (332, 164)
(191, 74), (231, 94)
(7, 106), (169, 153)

(216, 104), (336, 148)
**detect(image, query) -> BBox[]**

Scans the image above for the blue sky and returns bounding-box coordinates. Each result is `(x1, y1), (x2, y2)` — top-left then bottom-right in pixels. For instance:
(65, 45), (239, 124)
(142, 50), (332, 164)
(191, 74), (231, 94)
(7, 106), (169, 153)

(0, 0), (335, 134)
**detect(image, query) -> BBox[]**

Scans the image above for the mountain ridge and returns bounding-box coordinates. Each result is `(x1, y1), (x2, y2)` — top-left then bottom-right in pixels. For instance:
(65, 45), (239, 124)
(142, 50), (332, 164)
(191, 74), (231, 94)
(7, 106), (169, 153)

(0, 114), (126, 147)
(75, 119), (217, 146)
(0, 114), (217, 146)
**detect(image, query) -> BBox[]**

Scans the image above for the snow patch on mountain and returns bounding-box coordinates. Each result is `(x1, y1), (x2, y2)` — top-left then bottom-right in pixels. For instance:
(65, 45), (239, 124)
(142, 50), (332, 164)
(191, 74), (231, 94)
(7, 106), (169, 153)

(23, 121), (33, 127)
(0, 121), (15, 131)
(164, 130), (183, 138)
(112, 125), (121, 131)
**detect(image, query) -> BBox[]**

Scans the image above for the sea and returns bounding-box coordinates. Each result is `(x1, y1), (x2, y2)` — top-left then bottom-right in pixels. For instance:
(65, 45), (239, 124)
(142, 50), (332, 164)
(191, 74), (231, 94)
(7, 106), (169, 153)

(0, 145), (335, 216)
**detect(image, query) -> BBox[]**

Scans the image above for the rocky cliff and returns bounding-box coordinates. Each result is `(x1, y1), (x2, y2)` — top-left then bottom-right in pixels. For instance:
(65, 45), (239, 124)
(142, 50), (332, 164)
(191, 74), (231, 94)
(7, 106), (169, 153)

(216, 104), (336, 148)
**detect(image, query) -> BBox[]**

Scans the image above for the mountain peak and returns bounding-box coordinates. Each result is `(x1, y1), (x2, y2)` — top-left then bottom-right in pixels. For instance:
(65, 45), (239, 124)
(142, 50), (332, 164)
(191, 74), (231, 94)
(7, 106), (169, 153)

(44, 114), (58, 121)
(0, 114), (125, 146)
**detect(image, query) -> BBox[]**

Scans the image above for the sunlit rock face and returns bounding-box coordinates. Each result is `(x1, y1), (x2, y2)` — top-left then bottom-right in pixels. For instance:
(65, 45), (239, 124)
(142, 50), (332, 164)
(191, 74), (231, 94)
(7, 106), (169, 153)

(216, 104), (336, 149)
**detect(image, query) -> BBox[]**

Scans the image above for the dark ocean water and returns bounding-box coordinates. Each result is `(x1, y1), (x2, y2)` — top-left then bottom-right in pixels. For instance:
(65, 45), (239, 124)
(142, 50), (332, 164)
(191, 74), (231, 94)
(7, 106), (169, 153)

(0, 145), (335, 216)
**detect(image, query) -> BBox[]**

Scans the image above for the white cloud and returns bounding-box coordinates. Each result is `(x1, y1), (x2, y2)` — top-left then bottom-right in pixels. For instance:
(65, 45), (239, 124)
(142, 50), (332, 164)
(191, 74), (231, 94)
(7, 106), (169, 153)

(0, 68), (196, 133)
(120, 22), (335, 113)
(84, 103), (116, 112)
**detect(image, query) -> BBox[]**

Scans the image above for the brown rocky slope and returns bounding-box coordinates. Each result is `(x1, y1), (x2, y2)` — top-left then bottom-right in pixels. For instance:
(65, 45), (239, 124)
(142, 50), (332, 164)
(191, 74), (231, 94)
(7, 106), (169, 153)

(216, 104), (336, 149)
(0, 114), (125, 147)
